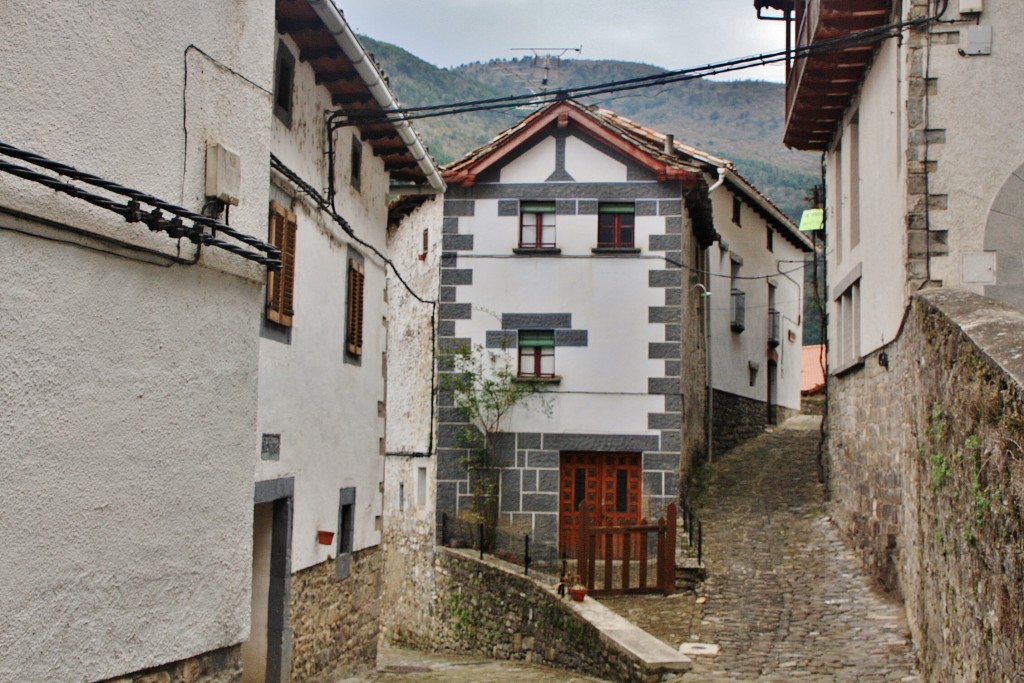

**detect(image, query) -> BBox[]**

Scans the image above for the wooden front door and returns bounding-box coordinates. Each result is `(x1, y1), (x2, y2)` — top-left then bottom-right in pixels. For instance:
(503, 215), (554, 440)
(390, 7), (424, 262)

(559, 452), (642, 558)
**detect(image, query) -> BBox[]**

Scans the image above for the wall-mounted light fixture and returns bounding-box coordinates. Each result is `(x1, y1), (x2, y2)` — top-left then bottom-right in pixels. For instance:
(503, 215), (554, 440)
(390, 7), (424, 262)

(878, 352), (889, 369)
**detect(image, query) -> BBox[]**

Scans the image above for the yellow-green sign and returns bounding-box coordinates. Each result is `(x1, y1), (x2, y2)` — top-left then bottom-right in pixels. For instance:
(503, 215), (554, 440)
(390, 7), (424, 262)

(799, 208), (823, 232)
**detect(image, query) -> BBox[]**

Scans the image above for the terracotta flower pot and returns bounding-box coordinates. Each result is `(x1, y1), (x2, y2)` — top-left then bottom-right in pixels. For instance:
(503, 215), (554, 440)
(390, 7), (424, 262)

(317, 530), (335, 546)
(569, 587), (587, 602)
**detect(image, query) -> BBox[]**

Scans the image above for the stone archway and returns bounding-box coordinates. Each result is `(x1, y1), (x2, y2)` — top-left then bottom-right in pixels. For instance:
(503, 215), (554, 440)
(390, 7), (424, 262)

(983, 162), (1024, 309)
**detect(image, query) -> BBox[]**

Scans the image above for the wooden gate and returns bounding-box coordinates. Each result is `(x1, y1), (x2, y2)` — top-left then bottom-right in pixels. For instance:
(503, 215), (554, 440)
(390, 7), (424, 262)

(576, 501), (677, 596)
(559, 452), (641, 559)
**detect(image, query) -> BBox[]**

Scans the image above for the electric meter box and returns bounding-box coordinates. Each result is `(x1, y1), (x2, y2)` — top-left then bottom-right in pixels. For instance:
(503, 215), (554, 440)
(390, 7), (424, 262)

(205, 142), (241, 206)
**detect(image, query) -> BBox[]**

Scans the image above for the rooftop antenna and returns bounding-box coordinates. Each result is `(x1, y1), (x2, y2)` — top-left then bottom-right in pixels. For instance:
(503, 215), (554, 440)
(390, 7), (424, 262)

(509, 46), (582, 92)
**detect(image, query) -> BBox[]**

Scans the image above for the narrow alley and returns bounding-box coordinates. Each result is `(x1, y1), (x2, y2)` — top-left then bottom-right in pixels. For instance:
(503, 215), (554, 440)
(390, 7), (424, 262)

(602, 416), (920, 682)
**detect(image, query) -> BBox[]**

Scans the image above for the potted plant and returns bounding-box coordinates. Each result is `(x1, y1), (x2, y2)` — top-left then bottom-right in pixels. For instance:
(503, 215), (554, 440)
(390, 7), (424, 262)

(567, 573), (587, 602)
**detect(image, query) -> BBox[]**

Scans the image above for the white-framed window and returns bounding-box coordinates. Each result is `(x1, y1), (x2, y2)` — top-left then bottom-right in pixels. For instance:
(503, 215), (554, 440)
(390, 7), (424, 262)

(518, 330), (555, 378)
(519, 201), (556, 248)
(836, 280), (861, 367)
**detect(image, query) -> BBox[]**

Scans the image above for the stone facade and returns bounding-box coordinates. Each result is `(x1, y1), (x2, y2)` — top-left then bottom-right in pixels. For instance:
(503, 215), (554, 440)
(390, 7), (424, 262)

(827, 288), (1024, 681)
(711, 389), (796, 455)
(426, 549), (674, 683)
(288, 547), (382, 682)
(99, 646), (242, 683)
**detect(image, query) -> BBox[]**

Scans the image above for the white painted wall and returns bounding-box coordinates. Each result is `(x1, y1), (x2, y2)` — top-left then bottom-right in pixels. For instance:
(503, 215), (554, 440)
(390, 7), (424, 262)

(925, 0), (1024, 294)
(458, 133), (668, 438)
(256, 32), (392, 573)
(709, 187), (805, 410)
(825, 36), (908, 366)
(0, 3), (273, 680)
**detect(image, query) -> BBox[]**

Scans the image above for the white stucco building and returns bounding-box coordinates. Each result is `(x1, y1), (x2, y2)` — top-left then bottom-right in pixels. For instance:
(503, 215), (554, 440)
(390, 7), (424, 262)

(0, 2), (443, 682)
(779, 1), (1024, 677)
(0, 2), (276, 681)
(436, 100), (810, 560)
(248, 2), (444, 681)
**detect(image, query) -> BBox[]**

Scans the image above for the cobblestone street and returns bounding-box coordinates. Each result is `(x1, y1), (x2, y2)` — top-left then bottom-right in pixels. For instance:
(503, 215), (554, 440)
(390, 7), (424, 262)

(602, 416), (920, 682)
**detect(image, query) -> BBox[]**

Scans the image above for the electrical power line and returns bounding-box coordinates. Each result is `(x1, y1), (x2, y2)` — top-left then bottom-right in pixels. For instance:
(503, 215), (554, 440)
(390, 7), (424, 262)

(333, 14), (933, 125)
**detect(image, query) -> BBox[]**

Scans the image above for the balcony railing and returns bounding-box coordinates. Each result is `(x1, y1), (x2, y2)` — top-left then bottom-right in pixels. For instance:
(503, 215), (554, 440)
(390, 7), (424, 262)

(768, 308), (781, 347)
(731, 289), (746, 332)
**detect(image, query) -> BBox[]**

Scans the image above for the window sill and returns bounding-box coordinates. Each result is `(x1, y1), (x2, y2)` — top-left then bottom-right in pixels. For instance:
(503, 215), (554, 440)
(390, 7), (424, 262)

(514, 375), (562, 385)
(592, 247), (640, 255)
(513, 247), (562, 256)
(831, 356), (864, 378)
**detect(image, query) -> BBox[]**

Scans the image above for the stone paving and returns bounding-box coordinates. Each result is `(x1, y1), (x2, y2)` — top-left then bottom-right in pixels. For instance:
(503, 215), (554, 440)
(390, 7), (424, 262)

(343, 415), (921, 682)
(602, 415), (921, 682)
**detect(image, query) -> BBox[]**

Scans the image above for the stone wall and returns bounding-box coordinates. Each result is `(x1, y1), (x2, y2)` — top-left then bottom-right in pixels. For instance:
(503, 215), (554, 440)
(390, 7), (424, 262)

(426, 549), (669, 683)
(712, 389), (773, 454)
(99, 646), (242, 683)
(827, 289), (1024, 681)
(288, 547), (382, 682)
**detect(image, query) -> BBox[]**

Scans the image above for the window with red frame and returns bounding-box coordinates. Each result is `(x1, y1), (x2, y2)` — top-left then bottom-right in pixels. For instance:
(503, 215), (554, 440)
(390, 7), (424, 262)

(597, 203), (635, 248)
(518, 330), (555, 378)
(519, 201), (556, 248)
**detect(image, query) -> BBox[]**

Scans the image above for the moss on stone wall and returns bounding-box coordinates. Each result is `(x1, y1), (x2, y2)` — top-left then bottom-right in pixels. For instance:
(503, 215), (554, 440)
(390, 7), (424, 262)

(827, 289), (1024, 682)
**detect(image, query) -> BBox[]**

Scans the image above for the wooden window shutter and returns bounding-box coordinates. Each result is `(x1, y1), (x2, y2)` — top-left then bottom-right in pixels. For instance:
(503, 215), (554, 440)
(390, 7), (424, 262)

(266, 201), (297, 327)
(346, 258), (365, 356)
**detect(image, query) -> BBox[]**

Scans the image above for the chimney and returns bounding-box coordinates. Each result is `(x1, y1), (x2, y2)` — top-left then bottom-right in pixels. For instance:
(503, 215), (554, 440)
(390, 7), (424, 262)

(664, 134), (674, 155)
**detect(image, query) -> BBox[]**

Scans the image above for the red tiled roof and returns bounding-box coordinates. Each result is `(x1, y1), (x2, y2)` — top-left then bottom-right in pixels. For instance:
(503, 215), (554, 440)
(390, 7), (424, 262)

(801, 344), (826, 394)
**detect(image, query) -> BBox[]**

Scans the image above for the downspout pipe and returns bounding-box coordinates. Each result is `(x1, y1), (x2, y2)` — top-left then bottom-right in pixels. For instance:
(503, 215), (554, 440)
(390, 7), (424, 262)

(306, 0), (446, 195)
(708, 167), (728, 194)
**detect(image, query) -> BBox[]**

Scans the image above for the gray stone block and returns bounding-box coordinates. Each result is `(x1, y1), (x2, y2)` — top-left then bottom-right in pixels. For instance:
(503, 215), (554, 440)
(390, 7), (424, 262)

(502, 313), (572, 329)
(542, 433), (659, 452)
(441, 268), (473, 285)
(578, 200), (598, 215)
(649, 377), (681, 395)
(501, 470), (522, 512)
(660, 429), (682, 451)
(494, 432), (516, 467)
(443, 200), (475, 217)
(650, 234), (682, 252)
(643, 452), (680, 471)
(664, 393), (682, 412)
(521, 469), (538, 492)
(635, 200), (658, 216)
(659, 200), (682, 216)
(644, 471), (664, 497)
(521, 493), (558, 513)
(443, 217), (460, 234)
(664, 360), (680, 377)
(497, 199), (519, 217)
(664, 323), (681, 341)
(649, 342), (680, 359)
(439, 303), (471, 320)
(648, 412), (682, 430)
(440, 252), (458, 268)
(442, 234), (474, 251)
(440, 286), (457, 303)
(527, 450), (559, 468)
(486, 330), (517, 349)
(554, 329), (588, 346)
(438, 320), (456, 337)
(437, 449), (469, 480)
(664, 216), (683, 234)
(648, 307), (680, 324)
(665, 288), (682, 306)
(517, 433), (542, 449)
(649, 269), (682, 288)
(537, 469), (560, 493)
(556, 199), (577, 215)
(438, 406), (466, 424)
(436, 481), (458, 515)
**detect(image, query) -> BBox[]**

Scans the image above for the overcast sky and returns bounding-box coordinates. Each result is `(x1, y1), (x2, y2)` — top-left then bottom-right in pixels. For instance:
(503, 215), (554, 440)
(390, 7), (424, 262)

(340, 0), (791, 83)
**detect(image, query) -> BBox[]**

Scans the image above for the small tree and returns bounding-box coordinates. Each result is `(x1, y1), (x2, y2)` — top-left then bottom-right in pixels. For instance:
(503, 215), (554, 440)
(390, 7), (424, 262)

(443, 342), (552, 549)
